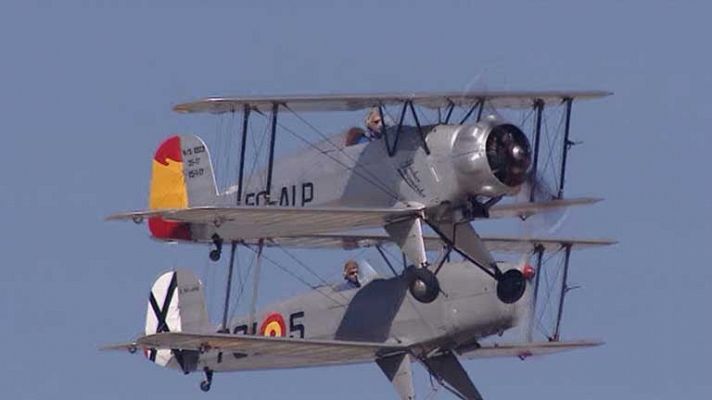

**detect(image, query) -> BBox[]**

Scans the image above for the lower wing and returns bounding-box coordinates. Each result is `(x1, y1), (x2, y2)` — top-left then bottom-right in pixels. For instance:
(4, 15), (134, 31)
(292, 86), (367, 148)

(460, 339), (604, 360)
(103, 332), (407, 368)
(107, 205), (423, 239)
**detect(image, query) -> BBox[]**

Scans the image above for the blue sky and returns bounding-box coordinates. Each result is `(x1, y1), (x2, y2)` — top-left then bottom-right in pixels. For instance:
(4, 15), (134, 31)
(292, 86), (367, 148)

(1, 1), (710, 399)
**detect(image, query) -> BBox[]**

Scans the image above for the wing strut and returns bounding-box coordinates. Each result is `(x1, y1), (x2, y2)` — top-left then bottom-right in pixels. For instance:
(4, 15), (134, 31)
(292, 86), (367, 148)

(529, 99), (545, 202)
(220, 242), (238, 332)
(442, 99), (455, 124)
(408, 100), (430, 155)
(458, 98), (484, 125)
(526, 244), (545, 342)
(247, 239), (264, 334)
(236, 104), (250, 205)
(553, 243), (573, 341)
(382, 102), (407, 156)
(380, 100), (431, 157)
(557, 98), (574, 199)
(266, 103), (279, 197)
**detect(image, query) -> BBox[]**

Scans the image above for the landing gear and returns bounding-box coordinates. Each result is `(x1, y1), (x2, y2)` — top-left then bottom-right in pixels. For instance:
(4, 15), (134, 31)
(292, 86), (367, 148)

(200, 368), (213, 392)
(496, 269), (526, 304)
(209, 234), (223, 262)
(407, 267), (440, 303)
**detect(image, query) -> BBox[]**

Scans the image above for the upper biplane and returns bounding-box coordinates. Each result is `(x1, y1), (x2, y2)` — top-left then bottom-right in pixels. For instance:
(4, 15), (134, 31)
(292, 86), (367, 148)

(109, 90), (610, 305)
(105, 90), (614, 399)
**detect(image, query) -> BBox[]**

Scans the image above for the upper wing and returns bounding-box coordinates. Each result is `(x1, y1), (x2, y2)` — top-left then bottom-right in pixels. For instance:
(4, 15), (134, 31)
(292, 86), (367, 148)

(105, 332), (406, 369)
(252, 233), (616, 253)
(460, 340), (603, 360)
(107, 205), (423, 239)
(173, 90), (611, 114)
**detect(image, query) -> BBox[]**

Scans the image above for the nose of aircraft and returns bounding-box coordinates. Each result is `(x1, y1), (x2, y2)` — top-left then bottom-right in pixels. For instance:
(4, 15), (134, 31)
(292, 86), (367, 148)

(485, 124), (532, 187)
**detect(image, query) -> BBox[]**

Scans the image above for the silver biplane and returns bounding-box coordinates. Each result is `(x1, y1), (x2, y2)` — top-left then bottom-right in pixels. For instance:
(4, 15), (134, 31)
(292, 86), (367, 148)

(105, 91), (615, 399)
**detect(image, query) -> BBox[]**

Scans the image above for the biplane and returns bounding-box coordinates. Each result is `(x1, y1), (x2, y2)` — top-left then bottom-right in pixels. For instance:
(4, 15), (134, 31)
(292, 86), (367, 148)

(104, 90), (615, 399)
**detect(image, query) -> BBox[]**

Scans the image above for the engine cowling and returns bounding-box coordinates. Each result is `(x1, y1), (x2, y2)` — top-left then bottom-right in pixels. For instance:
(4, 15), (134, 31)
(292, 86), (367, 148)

(451, 118), (532, 197)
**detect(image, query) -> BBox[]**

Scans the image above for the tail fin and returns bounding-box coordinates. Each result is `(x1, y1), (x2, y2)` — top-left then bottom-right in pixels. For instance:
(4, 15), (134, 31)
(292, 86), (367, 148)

(144, 269), (211, 367)
(148, 135), (218, 240)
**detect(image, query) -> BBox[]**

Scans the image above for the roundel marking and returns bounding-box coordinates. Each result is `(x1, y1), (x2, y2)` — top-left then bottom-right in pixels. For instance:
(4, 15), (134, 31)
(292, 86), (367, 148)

(260, 313), (286, 337)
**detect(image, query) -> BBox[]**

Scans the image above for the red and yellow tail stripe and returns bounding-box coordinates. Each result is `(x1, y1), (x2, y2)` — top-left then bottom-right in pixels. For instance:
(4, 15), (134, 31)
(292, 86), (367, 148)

(148, 136), (192, 240)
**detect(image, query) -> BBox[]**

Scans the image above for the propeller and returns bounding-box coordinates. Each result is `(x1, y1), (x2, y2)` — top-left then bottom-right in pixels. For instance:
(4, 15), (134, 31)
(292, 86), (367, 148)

(485, 123), (532, 187)
(517, 173), (570, 237)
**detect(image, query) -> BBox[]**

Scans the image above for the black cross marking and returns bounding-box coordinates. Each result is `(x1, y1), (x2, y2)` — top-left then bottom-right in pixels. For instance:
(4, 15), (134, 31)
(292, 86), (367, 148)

(149, 272), (178, 335)
(147, 272), (178, 362)
(146, 273), (189, 373)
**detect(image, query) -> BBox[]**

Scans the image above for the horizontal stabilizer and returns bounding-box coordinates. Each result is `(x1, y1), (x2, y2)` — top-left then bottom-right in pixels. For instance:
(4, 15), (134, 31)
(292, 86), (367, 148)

(173, 90), (612, 114)
(107, 206), (423, 240)
(460, 339), (603, 360)
(488, 197), (602, 220)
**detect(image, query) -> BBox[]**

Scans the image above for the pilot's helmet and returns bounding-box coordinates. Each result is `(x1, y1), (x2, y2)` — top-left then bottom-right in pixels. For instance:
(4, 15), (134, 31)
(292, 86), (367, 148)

(364, 108), (393, 135)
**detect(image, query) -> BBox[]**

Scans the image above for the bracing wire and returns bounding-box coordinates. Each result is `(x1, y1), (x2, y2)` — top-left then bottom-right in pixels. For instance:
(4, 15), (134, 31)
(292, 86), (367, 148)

(242, 244), (346, 307)
(217, 113), (231, 190)
(534, 248), (566, 338)
(244, 113), (270, 192)
(273, 119), (403, 203)
(229, 248), (257, 322)
(279, 107), (403, 202)
(225, 111), (237, 188)
(540, 106), (564, 191)
(275, 245), (333, 287)
(275, 245), (350, 302)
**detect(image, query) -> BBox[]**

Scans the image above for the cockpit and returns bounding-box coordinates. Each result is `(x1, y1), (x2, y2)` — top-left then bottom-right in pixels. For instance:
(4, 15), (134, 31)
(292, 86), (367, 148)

(333, 259), (379, 292)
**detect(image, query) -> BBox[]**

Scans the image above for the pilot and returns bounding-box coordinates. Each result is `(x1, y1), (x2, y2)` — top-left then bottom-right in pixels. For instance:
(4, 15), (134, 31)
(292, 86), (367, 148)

(339, 260), (361, 289)
(363, 108), (385, 141)
(345, 108), (391, 146)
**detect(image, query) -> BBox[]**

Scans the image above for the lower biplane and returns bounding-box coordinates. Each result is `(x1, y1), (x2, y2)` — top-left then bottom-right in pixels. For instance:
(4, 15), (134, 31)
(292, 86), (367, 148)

(103, 232), (613, 399)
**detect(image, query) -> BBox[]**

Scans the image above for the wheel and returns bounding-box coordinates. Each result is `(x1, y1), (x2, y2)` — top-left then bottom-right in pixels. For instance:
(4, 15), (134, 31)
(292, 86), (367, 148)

(407, 267), (440, 303)
(200, 380), (211, 392)
(496, 269), (526, 304)
(209, 249), (221, 262)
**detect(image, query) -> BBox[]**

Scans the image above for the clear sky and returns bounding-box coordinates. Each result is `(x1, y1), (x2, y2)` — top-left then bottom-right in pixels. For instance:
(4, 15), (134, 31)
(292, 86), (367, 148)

(1, 1), (710, 399)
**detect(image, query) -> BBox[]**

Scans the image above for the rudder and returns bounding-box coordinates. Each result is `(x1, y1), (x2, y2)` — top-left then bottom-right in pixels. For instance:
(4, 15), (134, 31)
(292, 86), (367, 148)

(148, 135), (218, 240)
(144, 269), (211, 368)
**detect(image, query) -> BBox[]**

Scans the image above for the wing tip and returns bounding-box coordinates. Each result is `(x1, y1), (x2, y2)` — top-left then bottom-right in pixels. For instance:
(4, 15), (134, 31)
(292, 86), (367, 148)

(104, 211), (149, 222)
(99, 341), (139, 352)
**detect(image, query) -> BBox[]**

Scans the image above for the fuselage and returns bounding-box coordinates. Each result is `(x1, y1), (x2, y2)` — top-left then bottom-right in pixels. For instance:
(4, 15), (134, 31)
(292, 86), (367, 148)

(194, 261), (530, 372)
(220, 122), (520, 210)
(188, 122), (523, 242)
